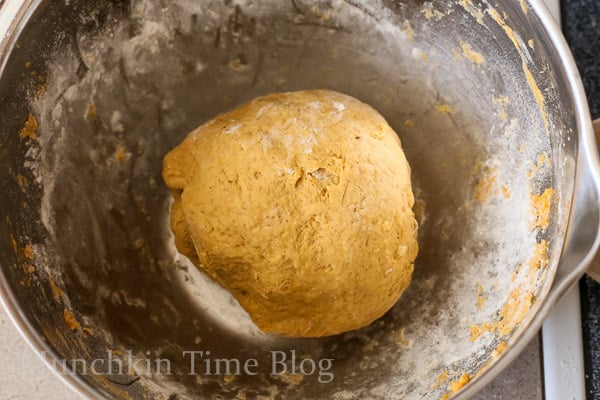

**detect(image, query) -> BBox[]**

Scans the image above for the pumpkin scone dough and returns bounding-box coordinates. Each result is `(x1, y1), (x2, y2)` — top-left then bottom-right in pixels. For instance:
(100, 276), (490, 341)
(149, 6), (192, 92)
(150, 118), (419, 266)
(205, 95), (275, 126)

(162, 90), (418, 337)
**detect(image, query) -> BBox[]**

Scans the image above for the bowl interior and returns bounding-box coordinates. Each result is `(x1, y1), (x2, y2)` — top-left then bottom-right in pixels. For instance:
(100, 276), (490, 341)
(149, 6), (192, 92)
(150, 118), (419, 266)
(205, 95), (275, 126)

(0, 0), (576, 399)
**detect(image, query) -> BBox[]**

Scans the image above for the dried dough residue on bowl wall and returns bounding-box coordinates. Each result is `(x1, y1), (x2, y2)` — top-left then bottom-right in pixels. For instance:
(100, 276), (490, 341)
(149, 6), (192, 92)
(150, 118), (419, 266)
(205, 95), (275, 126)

(4, 0), (567, 399)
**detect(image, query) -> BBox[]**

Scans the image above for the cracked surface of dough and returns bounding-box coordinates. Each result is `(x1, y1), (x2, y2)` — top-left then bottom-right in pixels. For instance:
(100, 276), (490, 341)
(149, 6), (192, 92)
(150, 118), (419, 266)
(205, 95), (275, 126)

(162, 90), (418, 337)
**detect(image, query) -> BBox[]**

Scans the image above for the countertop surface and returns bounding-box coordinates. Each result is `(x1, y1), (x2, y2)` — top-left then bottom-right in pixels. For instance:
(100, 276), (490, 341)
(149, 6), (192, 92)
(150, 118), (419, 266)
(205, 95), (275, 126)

(0, 309), (82, 400)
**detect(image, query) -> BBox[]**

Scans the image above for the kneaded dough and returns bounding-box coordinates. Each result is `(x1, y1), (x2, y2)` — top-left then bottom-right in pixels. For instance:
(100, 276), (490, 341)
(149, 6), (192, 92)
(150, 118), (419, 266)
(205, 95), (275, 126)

(162, 90), (418, 337)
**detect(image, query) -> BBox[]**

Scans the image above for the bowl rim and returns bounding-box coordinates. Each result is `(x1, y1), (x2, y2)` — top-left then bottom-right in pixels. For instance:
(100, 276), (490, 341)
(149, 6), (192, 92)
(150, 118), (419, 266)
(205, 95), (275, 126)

(454, 0), (600, 398)
(1, 0), (600, 399)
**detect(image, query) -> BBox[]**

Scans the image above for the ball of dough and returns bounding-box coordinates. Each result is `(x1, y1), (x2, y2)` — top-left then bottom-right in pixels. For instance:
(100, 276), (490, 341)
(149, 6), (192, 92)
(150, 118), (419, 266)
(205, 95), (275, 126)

(162, 90), (418, 337)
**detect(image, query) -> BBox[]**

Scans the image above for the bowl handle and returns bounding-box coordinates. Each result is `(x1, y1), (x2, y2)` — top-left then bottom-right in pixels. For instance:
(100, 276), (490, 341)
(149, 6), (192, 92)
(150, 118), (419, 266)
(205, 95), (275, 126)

(583, 120), (600, 282)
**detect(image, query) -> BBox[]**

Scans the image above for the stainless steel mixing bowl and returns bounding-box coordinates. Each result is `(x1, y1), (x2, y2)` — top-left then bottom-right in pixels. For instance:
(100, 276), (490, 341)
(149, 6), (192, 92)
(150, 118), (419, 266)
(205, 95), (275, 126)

(1, 0), (600, 399)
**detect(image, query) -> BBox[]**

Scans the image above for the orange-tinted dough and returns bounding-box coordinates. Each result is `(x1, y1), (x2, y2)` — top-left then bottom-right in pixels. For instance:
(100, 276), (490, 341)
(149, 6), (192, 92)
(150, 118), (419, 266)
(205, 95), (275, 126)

(163, 90), (418, 337)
